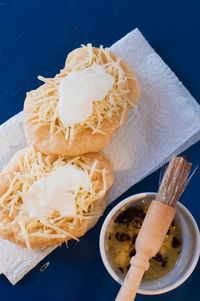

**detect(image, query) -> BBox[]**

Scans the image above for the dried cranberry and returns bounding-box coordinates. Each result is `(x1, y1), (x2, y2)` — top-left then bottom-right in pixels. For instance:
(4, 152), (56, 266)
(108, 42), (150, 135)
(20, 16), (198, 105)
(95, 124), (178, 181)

(153, 253), (163, 263)
(133, 218), (142, 229)
(115, 232), (130, 242)
(132, 234), (138, 244)
(153, 253), (168, 267)
(133, 207), (145, 219)
(129, 249), (136, 258)
(172, 236), (181, 248)
(161, 257), (168, 267)
(115, 208), (135, 223)
(115, 207), (145, 224)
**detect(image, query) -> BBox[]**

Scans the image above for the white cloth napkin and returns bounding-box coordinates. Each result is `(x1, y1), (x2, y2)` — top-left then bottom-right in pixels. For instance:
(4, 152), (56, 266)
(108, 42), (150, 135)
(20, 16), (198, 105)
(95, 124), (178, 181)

(0, 28), (200, 285)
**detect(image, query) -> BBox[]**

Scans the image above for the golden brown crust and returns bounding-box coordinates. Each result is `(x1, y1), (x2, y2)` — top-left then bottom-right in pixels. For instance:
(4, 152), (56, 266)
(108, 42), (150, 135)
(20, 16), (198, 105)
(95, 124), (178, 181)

(23, 47), (140, 156)
(0, 148), (114, 249)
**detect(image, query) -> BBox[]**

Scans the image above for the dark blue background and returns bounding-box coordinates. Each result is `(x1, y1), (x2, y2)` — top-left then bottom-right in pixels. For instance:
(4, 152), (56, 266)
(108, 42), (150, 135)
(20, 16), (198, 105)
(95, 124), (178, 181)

(0, 0), (199, 300)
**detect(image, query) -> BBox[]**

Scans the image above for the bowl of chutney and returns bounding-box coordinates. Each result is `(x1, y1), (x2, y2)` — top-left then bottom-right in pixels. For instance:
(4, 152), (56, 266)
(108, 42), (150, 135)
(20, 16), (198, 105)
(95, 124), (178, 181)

(99, 192), (200, 295)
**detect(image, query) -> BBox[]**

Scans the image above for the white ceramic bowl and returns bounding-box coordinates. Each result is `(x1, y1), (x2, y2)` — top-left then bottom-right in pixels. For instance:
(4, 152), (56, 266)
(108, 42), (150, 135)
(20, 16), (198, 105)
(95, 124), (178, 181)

(99, 192), (200, 295)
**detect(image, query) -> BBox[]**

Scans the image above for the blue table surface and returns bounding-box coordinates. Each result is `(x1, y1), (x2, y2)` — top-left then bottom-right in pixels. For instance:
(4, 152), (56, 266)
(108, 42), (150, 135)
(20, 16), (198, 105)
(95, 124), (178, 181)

(0, 0), (199, 300)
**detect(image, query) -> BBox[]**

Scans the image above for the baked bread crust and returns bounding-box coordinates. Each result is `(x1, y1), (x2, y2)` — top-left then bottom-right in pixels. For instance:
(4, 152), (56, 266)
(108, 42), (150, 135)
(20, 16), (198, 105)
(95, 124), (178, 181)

(0, 148), (114, 249)
(24, 46), (140, 156)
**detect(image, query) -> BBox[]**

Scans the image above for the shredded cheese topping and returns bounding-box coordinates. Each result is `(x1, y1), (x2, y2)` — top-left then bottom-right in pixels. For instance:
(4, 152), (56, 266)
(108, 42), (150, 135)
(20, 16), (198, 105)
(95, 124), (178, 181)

(25, 44), (136, 144)
(0, 147), (107, 250)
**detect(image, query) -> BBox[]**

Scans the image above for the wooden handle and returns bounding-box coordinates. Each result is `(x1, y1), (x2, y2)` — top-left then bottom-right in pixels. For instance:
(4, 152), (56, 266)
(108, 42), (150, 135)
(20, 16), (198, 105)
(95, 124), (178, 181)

(136, 201), (176, 258)
(115, 255), (149, 301)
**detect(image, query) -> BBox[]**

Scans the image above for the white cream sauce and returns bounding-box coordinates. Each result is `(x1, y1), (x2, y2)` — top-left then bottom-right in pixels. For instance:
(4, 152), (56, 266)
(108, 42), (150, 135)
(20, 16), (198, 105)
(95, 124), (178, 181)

(22, 165), (91, 218)
(58, 64), (115, 127)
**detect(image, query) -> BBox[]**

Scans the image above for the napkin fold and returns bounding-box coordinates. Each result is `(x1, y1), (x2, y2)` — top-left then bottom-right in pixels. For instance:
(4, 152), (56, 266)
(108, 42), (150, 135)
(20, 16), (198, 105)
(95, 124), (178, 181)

(0, 28), (200, 285)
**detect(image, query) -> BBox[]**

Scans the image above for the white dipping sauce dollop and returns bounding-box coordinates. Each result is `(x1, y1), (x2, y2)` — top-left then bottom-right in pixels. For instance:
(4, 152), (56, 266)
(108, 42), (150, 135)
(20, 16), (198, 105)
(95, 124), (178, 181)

(22, 165), (91, 218)
(58, 64), (115, 127)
